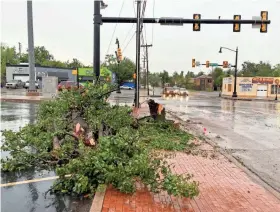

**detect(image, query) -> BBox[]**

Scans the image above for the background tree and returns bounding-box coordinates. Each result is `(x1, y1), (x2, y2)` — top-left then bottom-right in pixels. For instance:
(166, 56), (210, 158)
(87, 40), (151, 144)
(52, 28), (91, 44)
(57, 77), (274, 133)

(149, 73), (161, 95)
(1, 44), (20, 82)
(102, 54), (136, 84)
(159, 70), (170, 87)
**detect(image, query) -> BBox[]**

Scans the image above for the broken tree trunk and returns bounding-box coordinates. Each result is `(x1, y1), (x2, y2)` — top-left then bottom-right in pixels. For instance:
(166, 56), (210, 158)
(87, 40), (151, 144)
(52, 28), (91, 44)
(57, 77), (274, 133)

(147, 99), (166, 121)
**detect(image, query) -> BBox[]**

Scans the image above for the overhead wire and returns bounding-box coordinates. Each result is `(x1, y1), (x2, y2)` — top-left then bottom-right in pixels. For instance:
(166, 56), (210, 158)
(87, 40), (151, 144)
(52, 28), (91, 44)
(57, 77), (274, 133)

(123, 32), (136, 53)
(105, 0), (126, 55)
(121, 1), (136, 48)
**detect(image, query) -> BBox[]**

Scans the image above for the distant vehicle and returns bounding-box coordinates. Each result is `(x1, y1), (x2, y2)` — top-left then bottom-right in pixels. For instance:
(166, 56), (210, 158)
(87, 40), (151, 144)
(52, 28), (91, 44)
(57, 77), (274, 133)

(120, 85), (133, 90)
(5, 80), (24, 89)
(163, 87), (175, 95)
(179, 88), (189, 96)
(24, 81), (40, 89)
(57, 81), (84, 91)
(173, 86), (180, 95)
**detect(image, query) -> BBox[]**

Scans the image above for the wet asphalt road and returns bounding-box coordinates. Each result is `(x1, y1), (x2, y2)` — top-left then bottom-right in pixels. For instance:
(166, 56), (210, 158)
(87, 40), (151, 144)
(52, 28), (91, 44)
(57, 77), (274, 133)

(1, 102), (91, 212)
(1, 90), (280, 211)
(155, 92), (280, 192)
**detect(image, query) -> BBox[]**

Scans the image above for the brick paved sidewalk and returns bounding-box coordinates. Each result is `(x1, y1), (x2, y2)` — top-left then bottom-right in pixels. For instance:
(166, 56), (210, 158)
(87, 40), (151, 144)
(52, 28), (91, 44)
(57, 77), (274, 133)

(101, 106), (280, 212)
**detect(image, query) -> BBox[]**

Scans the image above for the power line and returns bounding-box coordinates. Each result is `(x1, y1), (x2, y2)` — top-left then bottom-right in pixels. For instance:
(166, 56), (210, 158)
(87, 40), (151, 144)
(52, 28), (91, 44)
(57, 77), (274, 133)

(121, 1), (136, 48)
(106, 0), (126, 55)
(123, 32), (136, 53)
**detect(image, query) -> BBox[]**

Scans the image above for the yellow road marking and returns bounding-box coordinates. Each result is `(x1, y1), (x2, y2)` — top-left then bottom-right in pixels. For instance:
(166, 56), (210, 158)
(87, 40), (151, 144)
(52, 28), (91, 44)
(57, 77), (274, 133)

(0, 174), (71, 187)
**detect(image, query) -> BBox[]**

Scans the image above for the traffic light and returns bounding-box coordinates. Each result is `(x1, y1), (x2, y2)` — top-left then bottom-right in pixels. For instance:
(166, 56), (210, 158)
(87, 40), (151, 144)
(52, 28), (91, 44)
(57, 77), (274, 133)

(193, 14), (201, 31)
(233, 15), (241, 32)
(117, 48), (123, 61)
(133, 73), (136, 79)
(223, 61), (229, 68)
(192, 58), (196, 68)
(260, 11), (268, 33)
(206, 61), (210, 68)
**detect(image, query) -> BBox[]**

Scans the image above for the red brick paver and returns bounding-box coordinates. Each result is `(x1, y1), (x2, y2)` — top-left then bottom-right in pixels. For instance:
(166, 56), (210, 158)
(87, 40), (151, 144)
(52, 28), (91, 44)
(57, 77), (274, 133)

(103, 105), (280, 211)
(102, 150), (280, 212)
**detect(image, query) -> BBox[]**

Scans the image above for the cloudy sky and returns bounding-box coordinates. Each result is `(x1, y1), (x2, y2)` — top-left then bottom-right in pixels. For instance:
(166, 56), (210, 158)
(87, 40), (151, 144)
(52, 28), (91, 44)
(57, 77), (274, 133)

(1, 0), (280, 74)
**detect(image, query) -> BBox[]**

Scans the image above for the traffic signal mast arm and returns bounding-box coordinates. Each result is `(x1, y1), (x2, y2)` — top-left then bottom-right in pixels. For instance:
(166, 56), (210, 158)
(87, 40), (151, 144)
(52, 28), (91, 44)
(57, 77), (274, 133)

(102, 17), (270, 25)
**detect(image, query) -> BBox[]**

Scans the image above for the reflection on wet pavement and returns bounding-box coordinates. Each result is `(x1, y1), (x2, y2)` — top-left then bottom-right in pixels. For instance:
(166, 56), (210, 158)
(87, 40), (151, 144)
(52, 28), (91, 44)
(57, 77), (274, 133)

(1, 102), (91, 212)
(156, 94), (280, 192)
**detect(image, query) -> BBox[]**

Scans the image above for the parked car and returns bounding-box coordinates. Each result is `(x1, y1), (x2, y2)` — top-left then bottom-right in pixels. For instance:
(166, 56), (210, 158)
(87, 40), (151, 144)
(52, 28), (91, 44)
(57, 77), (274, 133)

(179, 88), (189, 96)
(57, 81), (84, 91)
(120, 85), (133, 90)
(24, 81), (40, 89)
(5, 80), (24, 89)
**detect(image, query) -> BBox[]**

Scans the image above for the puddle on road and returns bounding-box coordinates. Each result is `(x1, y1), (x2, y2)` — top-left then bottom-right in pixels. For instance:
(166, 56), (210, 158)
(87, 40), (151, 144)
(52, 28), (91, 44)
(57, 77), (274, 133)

(1, 102), (92, 212)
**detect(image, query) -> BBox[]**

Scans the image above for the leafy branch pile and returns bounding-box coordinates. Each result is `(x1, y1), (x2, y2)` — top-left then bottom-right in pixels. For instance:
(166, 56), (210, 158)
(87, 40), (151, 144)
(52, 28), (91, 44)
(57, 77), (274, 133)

(1, 83), (199, 198)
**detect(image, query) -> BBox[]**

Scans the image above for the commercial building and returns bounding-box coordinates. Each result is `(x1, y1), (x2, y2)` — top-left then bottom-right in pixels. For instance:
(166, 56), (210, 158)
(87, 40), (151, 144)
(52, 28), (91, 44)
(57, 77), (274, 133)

(6, 64), (76, 87)
(77, 67), (116, 84)
(194, 75), (213, 91)
(222, 76), (280, 98)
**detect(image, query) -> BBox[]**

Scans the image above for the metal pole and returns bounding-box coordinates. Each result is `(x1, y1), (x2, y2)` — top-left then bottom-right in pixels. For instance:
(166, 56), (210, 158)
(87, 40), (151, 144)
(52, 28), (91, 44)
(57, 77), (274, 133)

(27, 0), (36, 91)
(276, 85), (278, 101)
(232, 47), (238, 97)
(135, 0), (141, 108)
(146, 45), (150, 96)
(94, 0), (101, 82)
(77, 68), (80, 88)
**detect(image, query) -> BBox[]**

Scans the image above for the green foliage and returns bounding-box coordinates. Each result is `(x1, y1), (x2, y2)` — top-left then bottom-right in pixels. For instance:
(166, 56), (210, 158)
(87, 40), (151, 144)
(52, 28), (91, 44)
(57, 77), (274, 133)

(1, 83), (199, 199)
(139, 121), (193, 151)
(149, 73), (161, 88)
(103, 54), (136, 84)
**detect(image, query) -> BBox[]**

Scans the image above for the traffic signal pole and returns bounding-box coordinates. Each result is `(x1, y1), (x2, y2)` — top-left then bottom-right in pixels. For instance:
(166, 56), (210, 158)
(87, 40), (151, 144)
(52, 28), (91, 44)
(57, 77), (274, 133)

(93, 0), (101, 82)
(93, 6), (271, 107)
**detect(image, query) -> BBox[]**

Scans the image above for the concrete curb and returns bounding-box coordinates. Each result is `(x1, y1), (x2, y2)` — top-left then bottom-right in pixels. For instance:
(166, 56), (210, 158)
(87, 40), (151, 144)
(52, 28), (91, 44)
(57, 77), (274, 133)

(222, 96), (279, 102)
(167, 110), (280, 201)
(0, 98), (51, 103)
(89, 184), (107, 212)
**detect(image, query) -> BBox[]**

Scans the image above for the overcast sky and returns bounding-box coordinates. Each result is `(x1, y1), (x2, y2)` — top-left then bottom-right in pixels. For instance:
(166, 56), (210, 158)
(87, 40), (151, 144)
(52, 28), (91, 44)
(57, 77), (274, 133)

(1, 0), (280, 74)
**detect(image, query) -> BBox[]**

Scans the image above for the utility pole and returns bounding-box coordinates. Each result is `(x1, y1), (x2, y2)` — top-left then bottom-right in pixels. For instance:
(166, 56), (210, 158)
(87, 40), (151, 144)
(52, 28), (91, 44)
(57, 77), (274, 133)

(18, 42), (22, 56)
(142, 56), (146, 88)
(141, 44), (152, 96)
(135, 0), (141, 108)
(27, 0), (36, 93)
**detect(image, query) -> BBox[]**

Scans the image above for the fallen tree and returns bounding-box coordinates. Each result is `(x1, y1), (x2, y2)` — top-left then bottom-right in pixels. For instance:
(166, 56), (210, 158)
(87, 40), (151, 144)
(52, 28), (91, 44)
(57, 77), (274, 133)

(1, 82), (199, 198)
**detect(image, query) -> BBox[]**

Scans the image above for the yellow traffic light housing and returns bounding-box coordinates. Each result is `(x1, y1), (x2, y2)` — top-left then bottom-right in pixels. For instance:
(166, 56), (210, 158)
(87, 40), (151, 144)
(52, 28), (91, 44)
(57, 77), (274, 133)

(117, 48), (123, 61)
(133, 73), (136, 79)
(260, 11), (268, 33)
(192, 58), (196, 68)
(206, 61), (210, 68)
(233, 15), (241, 32)
(193, 14), (201, 31)
(223, 61), (229, 68)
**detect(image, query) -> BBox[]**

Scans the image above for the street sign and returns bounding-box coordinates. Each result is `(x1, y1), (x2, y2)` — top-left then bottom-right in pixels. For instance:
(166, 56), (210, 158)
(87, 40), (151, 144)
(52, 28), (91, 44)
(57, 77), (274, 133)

(252, 16), (261, 29)
(210, 63), (218, 67)
(195, 61), (200, 66)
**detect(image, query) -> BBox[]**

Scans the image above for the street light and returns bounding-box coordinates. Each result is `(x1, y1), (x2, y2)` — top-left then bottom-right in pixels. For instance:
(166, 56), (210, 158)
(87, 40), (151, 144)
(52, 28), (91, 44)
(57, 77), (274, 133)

(219, 46), (239, 98)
